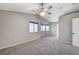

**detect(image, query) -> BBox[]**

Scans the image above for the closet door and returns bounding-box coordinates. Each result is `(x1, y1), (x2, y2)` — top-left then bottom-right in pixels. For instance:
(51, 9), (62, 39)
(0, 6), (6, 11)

(72, 18), (79, 47)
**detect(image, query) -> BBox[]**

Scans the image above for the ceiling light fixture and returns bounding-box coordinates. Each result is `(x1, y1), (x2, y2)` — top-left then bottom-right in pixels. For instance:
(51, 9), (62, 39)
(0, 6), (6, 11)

(40, 12), (46, 16)
(39, 3), (52, 16)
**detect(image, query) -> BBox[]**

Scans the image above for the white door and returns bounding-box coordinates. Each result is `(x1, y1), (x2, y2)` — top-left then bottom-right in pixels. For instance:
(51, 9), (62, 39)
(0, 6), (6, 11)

(72, 18), (79, 47)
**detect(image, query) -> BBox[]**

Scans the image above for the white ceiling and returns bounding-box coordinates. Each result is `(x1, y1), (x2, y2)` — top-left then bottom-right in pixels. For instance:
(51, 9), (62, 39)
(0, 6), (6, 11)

(0, 3), (79, 22)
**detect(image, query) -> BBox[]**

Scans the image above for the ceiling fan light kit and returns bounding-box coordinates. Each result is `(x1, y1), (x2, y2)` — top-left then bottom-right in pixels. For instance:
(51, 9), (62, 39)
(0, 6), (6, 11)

(40, 12), (46, 16)
(39, 3), (52, 16)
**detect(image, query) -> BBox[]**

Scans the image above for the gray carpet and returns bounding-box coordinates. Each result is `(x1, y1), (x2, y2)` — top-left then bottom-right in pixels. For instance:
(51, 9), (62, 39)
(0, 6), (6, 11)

(0, 36), (79, 55)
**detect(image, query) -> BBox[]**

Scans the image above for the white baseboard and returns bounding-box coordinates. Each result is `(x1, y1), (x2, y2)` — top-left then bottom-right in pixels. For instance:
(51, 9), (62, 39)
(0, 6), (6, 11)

(0, 38), (38, 50)
(58, 40), (72, 45)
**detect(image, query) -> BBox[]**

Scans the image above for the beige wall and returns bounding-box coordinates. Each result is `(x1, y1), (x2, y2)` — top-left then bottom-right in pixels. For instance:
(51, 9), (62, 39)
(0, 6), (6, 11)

(0, 10), (51, 49)
(59, 12), (79, 44)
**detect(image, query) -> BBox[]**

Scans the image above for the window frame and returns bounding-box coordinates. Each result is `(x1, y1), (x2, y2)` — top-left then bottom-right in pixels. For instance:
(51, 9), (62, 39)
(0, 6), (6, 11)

(45, 25), (50, 31)
(29, 21), (39, 33)
(41, 24), (46, 32)
(40, 24), (50, 32)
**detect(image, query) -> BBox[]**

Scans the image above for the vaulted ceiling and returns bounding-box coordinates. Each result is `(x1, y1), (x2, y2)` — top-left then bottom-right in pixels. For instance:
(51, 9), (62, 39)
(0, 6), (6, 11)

(0, 3), (79, 22)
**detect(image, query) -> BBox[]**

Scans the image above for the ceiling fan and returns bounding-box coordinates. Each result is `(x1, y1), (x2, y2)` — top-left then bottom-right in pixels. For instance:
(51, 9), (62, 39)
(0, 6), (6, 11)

(39, 3), (52, 16)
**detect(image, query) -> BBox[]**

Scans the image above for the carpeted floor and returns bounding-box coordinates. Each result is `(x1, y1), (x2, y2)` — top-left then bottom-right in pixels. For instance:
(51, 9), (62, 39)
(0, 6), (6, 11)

(0, 36), (79, 55)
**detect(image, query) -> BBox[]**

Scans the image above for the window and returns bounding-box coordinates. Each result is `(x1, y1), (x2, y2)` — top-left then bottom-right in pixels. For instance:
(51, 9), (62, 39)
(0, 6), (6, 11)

(41, 24), (50, 32)
(41, 25), (46, 31)
(29, 22), (38, 32)
(29, 22), (34, 32)
(34, 23), (38, 32)
(41, 25), (43, 31)
(29, 22), (50, 32)
(42, 25), (46, 31)
(46, 25), (50, 31)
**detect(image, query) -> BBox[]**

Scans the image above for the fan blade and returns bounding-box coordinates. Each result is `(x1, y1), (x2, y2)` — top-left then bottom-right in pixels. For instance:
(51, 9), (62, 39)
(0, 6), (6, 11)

(47, 12), (52, 15)
(44, 8), (48, 12)
(43, 6), (52, 12)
